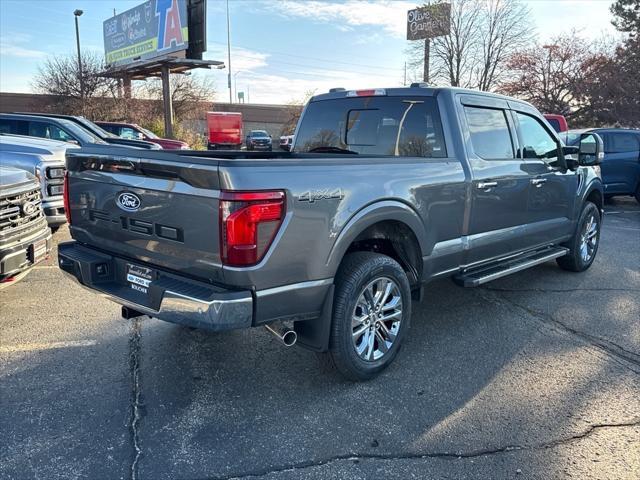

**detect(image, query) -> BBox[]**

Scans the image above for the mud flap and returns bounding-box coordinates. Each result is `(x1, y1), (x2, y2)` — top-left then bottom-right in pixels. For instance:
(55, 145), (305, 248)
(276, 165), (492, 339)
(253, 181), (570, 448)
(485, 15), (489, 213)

(294, 284), (334, 352)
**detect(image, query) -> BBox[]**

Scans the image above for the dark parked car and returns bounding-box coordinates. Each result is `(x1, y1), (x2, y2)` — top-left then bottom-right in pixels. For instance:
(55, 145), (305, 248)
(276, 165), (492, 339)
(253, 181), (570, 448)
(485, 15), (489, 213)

(96, 121), (189, 150)
(12, 113), (161, 150)
(59, 85), (604, 381)
(0, 113), (108, 148)
(245, 130), (272, 151)
(565, 128), (640, 203)
(0, 165), (52, 288)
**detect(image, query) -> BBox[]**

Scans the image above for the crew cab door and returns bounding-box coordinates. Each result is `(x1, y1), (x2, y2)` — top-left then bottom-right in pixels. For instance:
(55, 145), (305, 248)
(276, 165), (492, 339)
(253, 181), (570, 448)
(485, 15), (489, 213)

(600, 131), (640, 195)
(512, 108), (577, 245)
(458, 96), (535, 265)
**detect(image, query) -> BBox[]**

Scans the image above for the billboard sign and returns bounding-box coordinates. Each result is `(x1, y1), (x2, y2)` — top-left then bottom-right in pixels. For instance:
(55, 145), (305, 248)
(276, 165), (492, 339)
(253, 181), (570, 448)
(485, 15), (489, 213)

(407, 3), (451, 41)
(103, 0), (189, 67)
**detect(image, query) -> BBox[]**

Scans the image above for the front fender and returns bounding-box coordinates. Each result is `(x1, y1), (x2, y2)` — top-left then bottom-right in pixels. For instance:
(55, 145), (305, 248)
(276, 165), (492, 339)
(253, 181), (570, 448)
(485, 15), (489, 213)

(325, 200), (426, 275)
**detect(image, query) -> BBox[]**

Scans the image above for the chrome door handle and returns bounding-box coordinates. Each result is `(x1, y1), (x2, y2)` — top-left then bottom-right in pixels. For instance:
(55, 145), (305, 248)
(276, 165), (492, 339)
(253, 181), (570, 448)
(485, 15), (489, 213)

(531, 178), (548, 187)
(477, 181), (498, 189)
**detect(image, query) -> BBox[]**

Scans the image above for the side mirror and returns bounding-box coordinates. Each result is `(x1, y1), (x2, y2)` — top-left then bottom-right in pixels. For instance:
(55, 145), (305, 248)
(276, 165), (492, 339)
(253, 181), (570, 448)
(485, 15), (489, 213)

(578, 133), (604, 166)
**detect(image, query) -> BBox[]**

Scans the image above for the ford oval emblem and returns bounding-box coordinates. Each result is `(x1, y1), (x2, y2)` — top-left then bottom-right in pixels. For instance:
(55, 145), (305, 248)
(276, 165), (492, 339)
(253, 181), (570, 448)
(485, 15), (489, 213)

(116, 192), (141, 212)
(22, 201), (38, 216)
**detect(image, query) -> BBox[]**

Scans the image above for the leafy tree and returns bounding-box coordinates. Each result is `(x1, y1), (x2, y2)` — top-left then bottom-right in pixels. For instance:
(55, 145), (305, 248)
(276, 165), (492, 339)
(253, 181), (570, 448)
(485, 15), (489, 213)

(499, 34), (604, 123)
(610, 0), (640, 37)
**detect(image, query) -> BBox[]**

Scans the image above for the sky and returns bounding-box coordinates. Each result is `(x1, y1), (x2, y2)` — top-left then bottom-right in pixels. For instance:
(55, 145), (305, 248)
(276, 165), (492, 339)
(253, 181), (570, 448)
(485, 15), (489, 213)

(0, 0), (622, 104)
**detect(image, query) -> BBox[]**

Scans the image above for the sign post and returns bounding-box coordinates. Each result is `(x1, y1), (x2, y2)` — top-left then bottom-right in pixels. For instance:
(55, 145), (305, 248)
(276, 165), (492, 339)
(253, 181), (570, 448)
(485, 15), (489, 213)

(407, 3), (451, 83)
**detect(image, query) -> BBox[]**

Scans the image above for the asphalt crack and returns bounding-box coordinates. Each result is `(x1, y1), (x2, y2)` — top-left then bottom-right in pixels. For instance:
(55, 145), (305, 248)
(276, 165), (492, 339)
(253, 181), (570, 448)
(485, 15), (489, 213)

(128, 317), (143, 480)
(478, 290), (640, 374)
(197, 419), (640, 480)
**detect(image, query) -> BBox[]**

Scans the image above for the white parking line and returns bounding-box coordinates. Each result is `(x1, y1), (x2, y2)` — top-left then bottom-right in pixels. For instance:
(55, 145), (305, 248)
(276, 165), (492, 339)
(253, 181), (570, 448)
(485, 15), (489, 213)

(0, 340), (97, 354)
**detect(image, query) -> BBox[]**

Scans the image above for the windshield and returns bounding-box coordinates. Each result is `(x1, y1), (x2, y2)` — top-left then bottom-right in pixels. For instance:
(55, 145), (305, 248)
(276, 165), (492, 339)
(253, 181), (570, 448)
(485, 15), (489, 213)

(138, 126), (159, 139)
(564, 132), (583, 146)
(250, 131), (269, 138)
(293, 96), (447, 157)
(59, 119), (107, 144)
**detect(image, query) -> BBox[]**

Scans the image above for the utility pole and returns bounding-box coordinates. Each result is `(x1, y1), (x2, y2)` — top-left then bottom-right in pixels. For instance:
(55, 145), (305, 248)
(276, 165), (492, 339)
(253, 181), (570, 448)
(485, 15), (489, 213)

(226, 0), (232, 103)
(161, 66), (174, 138)
(423, 38), (430, 83)
(73, 9), (84, 100)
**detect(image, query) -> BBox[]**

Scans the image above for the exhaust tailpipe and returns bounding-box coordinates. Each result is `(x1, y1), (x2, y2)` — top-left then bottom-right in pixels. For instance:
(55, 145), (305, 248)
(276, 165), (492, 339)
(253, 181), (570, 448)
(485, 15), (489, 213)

(264, 324), (297, 347)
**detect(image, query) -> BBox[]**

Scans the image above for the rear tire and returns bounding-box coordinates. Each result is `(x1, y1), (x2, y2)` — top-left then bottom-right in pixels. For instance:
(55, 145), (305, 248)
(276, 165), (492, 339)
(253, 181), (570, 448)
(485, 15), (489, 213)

(557, 201), (601, 272)
(328, 252), (411, 381)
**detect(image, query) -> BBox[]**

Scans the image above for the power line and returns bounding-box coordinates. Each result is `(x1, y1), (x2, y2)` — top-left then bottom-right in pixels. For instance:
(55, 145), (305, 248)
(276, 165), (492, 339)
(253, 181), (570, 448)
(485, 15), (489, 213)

(207, 40), (405, 73)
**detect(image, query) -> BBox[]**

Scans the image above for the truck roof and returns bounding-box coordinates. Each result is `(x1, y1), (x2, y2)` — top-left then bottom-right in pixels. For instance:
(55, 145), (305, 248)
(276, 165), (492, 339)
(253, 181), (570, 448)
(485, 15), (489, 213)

(311, 85), (535, 110)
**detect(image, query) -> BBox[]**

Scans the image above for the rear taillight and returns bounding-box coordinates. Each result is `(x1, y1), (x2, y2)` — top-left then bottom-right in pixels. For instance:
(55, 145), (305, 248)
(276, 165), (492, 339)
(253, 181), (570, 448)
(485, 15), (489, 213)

(219, 190), (285, 267)
(63, 172), (71, 224)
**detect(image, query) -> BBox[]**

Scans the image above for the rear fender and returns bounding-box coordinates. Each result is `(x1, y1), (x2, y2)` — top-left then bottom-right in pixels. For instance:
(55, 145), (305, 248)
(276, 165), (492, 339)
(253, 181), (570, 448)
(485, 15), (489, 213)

(325, 200), (426, 276)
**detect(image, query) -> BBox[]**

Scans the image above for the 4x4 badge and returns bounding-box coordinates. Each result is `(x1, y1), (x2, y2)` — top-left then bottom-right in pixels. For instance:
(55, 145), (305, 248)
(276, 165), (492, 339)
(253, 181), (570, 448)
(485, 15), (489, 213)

(298, 188), (343, 203)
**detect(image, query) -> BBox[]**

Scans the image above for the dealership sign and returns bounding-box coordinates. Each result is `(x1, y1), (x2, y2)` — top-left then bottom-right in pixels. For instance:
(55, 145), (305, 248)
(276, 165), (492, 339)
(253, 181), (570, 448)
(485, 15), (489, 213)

(407, 3), (451, 41)
(103, 0), (189, 67)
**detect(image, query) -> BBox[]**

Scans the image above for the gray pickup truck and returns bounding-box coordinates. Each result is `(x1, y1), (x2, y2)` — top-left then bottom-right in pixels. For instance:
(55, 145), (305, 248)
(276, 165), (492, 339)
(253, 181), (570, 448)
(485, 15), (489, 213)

(58, 86), (604, 380)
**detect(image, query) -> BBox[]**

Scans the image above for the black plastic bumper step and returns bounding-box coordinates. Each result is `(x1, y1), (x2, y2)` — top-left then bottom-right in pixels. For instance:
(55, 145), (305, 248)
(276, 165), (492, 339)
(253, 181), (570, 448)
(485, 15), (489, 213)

(453, 247), (569, 287)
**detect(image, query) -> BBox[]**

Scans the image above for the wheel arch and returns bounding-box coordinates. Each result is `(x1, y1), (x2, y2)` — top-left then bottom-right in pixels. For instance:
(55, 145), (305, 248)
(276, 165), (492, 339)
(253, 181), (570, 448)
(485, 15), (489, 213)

(326, 201), (426, 288)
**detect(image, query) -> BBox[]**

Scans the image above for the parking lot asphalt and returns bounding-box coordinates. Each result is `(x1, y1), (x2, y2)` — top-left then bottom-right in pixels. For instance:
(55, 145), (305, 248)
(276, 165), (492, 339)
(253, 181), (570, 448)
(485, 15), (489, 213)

(1, 198), (638, 480)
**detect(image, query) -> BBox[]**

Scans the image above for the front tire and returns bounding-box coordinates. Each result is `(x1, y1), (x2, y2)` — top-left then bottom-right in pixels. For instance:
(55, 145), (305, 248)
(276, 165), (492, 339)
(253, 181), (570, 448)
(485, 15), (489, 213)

(557, 201), (601, 272)
(329, 252), (411, 381)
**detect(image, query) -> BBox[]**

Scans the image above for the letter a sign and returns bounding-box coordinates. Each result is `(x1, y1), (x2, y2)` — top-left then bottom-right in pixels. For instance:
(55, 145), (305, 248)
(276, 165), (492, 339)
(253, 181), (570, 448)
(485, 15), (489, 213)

(156, 0), (185, 49)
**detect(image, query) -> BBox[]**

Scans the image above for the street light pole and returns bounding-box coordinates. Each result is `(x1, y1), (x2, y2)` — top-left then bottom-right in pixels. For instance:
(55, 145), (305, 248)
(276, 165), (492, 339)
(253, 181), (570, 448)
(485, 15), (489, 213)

(226, 0), (232, 104)
(73, 9), (84, 100)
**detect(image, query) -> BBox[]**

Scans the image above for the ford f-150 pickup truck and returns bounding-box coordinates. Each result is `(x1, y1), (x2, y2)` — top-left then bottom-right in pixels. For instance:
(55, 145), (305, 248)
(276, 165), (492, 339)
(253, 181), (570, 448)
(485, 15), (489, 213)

(58, 86), (604, 380)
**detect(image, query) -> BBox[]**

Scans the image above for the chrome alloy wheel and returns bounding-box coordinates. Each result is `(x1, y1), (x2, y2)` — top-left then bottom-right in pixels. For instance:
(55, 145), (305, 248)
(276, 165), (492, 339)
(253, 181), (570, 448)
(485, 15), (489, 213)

(351, 277), (403, 361)
(579, 213), (599, 263)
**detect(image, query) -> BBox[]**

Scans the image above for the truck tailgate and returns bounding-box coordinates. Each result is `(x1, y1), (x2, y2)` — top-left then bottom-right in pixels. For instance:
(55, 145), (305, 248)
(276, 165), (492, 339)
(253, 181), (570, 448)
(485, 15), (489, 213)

(66, 150), (224, 283)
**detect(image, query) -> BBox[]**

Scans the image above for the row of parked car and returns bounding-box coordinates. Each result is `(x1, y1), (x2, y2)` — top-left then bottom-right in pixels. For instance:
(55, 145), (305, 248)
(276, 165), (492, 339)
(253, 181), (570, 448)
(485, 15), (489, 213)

(0, 112), (190, 288)
(0, 113), (189, 150)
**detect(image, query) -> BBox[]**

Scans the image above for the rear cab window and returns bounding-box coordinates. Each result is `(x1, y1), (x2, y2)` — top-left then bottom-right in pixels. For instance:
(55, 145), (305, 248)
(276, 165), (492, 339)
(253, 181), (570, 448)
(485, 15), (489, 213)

(463, 106), (514, 159)
(294, 96), (447, 158)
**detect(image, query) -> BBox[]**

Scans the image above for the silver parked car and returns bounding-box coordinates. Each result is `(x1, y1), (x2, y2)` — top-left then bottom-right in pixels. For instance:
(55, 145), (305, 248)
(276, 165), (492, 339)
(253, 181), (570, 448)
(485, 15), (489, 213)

(0, 134), (78, 229)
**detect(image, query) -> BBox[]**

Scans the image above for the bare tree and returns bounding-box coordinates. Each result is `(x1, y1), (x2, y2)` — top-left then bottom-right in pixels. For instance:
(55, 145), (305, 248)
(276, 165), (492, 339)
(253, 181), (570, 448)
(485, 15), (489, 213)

(138, 73), (215, 122)
(281, 89), (315, 136)
(406, 0), (533, 91)
(32, 51), (120, 117)
(407, 0), (482, 87)
(476, 0), (535, 91)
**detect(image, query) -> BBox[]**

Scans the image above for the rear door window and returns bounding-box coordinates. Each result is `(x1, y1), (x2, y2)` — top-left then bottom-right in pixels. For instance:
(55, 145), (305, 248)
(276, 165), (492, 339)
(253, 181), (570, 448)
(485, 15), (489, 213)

(463, 106), (514, 159)
(607, 133), (639, 154)
(294, 96), (446, 157)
